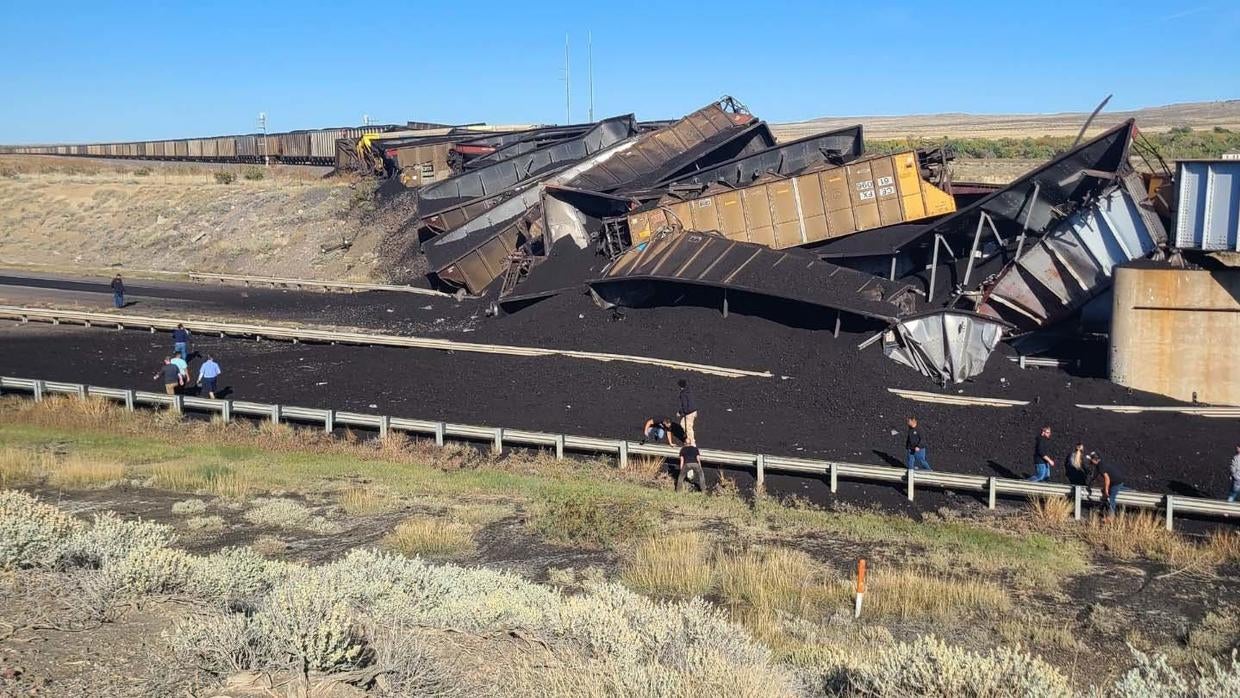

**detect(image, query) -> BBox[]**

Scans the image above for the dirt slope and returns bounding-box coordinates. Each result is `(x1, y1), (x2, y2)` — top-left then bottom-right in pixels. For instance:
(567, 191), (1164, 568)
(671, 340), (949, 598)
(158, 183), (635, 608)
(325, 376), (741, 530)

(0, 155), (393, 282)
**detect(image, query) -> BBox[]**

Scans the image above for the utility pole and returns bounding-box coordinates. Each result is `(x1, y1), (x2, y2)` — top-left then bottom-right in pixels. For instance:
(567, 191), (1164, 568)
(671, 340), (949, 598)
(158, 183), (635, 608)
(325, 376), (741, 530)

(564, 33), (571, 125)
(363, 114), (371, 126)
(257, 112), (269, 167)
(588, 31), (594, 122)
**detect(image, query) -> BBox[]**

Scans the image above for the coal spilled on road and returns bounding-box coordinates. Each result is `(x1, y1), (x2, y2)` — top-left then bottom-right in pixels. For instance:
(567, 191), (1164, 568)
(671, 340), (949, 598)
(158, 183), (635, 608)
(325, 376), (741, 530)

(2, 279), (1237, 507)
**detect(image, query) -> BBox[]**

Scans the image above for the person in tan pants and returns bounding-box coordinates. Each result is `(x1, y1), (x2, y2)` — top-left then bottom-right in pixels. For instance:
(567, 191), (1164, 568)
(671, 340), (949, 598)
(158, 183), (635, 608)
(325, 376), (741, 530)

(154, 358), (181, 395)
(677, 379), (699, 444)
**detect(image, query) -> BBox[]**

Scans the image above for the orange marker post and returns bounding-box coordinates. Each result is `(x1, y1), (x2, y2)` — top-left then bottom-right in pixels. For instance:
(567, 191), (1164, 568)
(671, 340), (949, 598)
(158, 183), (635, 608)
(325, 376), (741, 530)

(854, 558), (867, 618)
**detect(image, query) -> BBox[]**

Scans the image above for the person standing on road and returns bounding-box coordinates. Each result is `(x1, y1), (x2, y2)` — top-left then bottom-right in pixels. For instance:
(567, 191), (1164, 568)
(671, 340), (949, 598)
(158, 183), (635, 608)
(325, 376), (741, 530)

(676, 438), (706, 493)
(172, 323), (191, 360)
(676, 379), (699, 445)
(110, 274), (125, 308)
(904, 417), (932, 471)
(197, 354), (222, 399)
(1028, 425), (1055, 482)
(1090, 452), (1126, 516)
(1228, 445), (1240, 503)
(154, 358), (181, 396)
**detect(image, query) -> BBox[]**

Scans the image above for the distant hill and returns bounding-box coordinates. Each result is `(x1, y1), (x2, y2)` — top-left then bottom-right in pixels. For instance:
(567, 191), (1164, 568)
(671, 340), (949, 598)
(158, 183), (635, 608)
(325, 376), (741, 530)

(771, 100), (1240, 141)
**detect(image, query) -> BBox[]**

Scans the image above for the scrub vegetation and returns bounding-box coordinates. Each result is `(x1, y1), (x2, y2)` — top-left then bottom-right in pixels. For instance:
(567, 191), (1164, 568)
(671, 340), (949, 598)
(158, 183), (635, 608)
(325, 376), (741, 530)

(1, 395), (1239, 696)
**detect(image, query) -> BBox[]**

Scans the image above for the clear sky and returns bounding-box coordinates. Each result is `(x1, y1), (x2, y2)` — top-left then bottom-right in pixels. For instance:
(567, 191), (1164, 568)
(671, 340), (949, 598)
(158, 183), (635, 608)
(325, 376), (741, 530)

(2, 0), (1237, 143)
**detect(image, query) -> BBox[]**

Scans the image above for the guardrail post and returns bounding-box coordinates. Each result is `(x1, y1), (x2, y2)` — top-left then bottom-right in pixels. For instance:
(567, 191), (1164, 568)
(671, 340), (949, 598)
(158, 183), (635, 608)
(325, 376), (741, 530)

(906, 470), (915, 501)
(1165, 495), (1174, 532)
(618, 440), (628, 469)
(220, 400), (232, 423)
(755, 454), (766, 491)
(829, 463), (838, 494)
(74, 384), (87, 399)
(493, 428), (504, 455)
(123, 389), (135, 411)
(554, 434), (565, 459)
(987, 477), (997, 510)
(32, 380), (44, 402)
(323, 409), (335, 433)
(1073, 486), (1084, 521)
(171, 394), (184, 414)
(434, 422), (445, 447)
(379, 415), (391, 439)
(269, 404), (281, 425)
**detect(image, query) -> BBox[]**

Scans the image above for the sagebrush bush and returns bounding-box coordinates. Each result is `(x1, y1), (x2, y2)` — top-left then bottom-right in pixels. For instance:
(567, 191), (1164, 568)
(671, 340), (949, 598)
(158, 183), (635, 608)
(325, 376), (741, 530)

(244, 497), (337, 533)
(256, 574), (367, 672)
(1113, 649), (1240, 697)
(0, 489), (85, 568)
(529, 489), (654, 547)
(815, 634), (1072, 697)
(171, 499), (207, 515)
(103, 546), (195, 596)
(213, 171), (235, 184)
(58, 511), (175, 568)
(188, 547), (292, 608)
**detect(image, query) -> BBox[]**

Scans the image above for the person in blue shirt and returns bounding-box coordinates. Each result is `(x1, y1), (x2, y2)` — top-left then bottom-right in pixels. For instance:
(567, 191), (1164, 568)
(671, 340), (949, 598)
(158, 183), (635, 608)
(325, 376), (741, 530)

(197, 355), (222, 399)
(172, 324), (191, 360)
(110, 274), (125, 308)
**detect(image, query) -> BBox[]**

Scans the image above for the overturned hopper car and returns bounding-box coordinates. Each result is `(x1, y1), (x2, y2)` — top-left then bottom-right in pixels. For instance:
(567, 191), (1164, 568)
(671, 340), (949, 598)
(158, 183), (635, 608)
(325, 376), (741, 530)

(624, 151), (955, 250)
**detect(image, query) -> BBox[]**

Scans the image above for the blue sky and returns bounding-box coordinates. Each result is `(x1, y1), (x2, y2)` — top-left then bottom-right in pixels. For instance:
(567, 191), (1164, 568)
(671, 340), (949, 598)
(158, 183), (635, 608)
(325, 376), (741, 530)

(2, 0), (1237, 143)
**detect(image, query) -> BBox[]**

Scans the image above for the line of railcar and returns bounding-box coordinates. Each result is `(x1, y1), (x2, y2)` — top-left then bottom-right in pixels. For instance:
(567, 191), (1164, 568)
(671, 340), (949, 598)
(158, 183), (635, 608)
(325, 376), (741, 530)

(0, 125), (399, 165)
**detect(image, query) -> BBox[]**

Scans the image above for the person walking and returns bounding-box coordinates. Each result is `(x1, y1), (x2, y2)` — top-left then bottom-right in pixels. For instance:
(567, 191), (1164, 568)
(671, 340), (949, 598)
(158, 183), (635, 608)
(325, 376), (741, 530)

(904, 416), (932, 471)
(110, 274), (125, 308)
(154, 357), (181, 395)
(1090, 452), (1126, 516)
(676, 438), (706, 493)
(676, 379), (699, 445)
(197, 354), (222, 399)
(1066, 442), (1089, 487)
(1228, 445), (1240, 503)
(1028, 425), (1055, 482)
(172, 323), (191, 360)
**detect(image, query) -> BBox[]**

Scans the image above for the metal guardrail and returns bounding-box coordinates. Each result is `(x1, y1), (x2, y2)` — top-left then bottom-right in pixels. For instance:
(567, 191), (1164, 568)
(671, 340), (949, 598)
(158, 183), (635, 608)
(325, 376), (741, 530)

(1077, 403), (1240, 418)
(183, 272), (456, 298)
(0, 305), (770, 379)
(4, 375), (1239, 530)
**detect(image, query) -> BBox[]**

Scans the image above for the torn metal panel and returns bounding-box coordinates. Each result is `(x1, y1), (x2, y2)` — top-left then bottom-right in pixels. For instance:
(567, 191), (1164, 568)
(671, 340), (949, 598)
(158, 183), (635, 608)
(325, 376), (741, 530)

(565, 98), (765, 193)
(626, 150), (956, 251)
(588, 230), (919, 323)
(665, 124), (864, 188)
(882, 310), (1008, 384)
(415, 115), (636, 218)
(976, 173), (1166, 331)
(460, 124), (597, 169)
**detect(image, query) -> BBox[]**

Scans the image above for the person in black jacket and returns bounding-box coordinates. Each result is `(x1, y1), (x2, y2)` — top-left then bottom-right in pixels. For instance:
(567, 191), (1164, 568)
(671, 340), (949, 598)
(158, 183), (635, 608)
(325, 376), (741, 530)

(676, 379), (699, 444)
(676, 439), (705, 493)
(904, 417), (932, 471)
(110, 274), (125, 308)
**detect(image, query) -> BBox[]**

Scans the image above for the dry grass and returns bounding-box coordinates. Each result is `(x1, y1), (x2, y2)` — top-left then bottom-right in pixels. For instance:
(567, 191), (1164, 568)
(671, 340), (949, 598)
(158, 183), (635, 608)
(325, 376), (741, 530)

(998, 614), (1083, 651)
(338, 487), (394, 516)
(450, 502), (512, 527)
(1029, 496), (1073, 525)
(150, 462), (253, 500)
(1080, 511), (1226, 567)
(717, 548), (845, 617)
(251, 535), (288, 557)
(621, 532), (713, 598)
(382, 516), (476, 559)
(859, 567), (1012, 621)
(628, 454), (668, 480)
(0, 447), (41, 486)
(46, 454), (126, 489)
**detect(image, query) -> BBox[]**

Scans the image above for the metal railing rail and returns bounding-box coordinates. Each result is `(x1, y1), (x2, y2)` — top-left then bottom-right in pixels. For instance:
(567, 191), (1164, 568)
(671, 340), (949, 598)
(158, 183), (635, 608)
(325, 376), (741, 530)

(0, 305), (770, 379)
(4, 375), (1239, 530)
(1077, 403), (1240, 418)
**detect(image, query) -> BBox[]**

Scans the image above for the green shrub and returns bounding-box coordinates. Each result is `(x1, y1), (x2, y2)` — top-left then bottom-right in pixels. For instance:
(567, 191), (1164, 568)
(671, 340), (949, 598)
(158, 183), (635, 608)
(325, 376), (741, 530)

(132, 167), (152, 176)
(528, 489), (655, 547)
(242, 168), (264, 181)
(213, 171), (236, 184)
